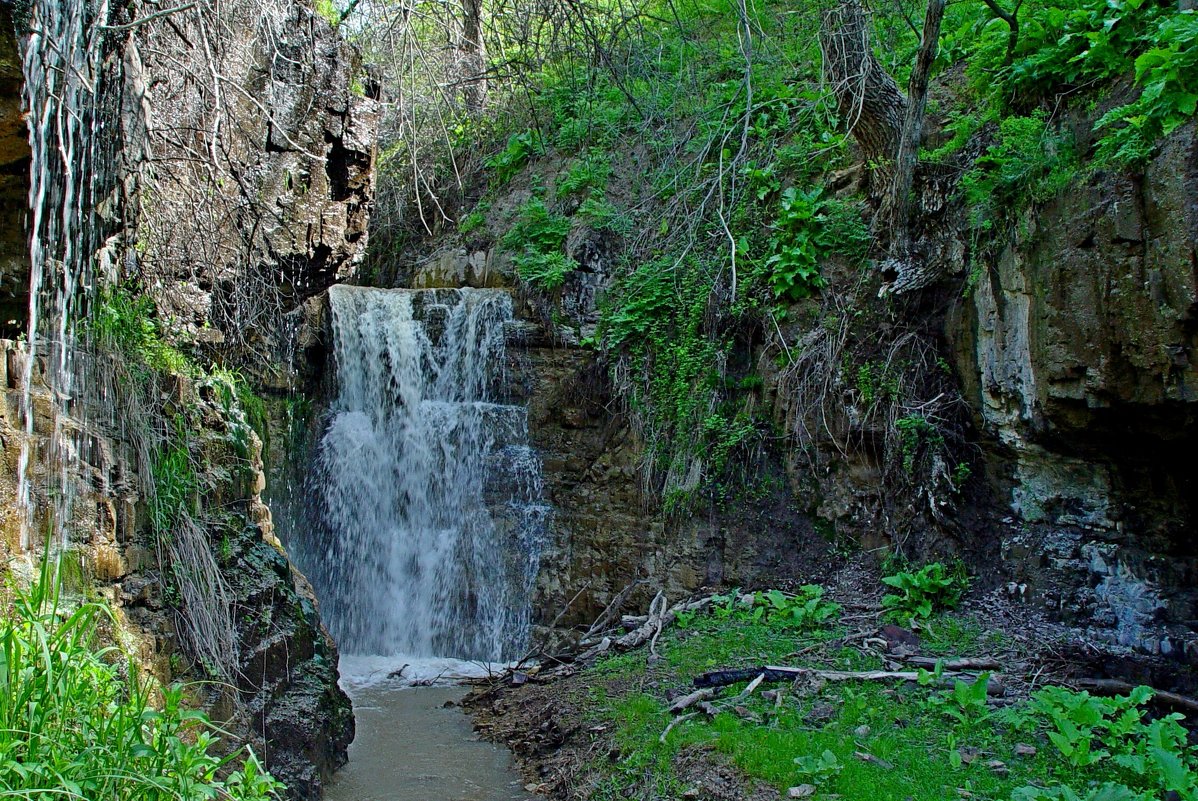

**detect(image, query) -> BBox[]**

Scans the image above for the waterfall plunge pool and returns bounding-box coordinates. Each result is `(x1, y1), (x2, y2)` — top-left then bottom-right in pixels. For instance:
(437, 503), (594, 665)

(325, 678), (532, 801)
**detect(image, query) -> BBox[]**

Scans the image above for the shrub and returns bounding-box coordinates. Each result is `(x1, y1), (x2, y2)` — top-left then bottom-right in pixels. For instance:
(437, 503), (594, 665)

(503, 196), (577, 290)
(756, 187), (868, 303)
(1095, 12), (1198, 167)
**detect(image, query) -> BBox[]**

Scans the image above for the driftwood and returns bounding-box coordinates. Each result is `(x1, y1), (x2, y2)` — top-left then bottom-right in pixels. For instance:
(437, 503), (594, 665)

(1072, 678), (1198, 716)
(669, 687), (717, 714)
(693, 665), (1004, 696)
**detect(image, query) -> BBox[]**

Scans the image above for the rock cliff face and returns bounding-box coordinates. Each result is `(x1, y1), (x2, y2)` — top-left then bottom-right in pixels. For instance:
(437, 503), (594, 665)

(2, 1), (373, 797)
(358, 123), (1198, 671)
(0, 338), (353, 798)
(950, 123), (1198, 662)
(0, 6), (27, 337)
(119, 0), (377, 362)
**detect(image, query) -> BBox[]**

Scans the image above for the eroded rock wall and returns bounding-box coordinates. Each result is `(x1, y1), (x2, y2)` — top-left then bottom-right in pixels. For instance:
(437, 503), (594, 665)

(2, 1), (372, 796)
(949, 123), (1198, 661)
(119, 0), (377, 363)
(0, 338), (353, 799)
(0, 6), (27, 337)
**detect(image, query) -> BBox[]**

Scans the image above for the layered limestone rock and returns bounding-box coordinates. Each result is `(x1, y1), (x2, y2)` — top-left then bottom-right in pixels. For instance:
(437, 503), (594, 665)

(2, 1), (370, 796)
(0, 6), (27, 337)
(0, 339), (353, 798)
(950, 123), (1198, 661)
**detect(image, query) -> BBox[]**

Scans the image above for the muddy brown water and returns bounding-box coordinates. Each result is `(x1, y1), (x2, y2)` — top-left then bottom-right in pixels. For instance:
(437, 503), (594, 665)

(326, 683), (532, 801)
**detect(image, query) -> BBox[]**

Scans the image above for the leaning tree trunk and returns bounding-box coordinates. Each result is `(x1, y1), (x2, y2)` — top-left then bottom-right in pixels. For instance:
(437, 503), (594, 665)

(820, 0), (907, 197)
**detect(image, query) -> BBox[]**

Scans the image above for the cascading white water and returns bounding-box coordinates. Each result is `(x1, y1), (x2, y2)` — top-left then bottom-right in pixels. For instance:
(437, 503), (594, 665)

(18, 0), (115, 548)
(298, 285), (550, 668)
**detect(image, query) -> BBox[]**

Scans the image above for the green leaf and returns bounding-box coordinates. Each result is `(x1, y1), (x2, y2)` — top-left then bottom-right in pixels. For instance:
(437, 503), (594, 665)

(1150, 746), (1190, 791)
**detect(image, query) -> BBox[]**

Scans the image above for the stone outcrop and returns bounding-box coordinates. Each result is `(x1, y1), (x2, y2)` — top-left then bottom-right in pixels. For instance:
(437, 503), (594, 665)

(0, 339), (354, 798)
(2, 1), (370, 797)
(118, 0), (377, 358)
(949, 122), (1198, 661)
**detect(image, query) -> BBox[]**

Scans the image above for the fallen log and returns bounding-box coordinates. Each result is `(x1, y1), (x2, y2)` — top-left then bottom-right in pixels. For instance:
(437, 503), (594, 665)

(693, 665), (1004, 695)
(1071, 678), (1198, 716)
(905, 656), (1002, 671)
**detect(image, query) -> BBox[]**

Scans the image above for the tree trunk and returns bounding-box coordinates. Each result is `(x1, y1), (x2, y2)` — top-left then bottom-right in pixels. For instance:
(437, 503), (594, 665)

(820, 0), (907, 196)
(461, 0), (487, 112)
(887, 0), (946, 256)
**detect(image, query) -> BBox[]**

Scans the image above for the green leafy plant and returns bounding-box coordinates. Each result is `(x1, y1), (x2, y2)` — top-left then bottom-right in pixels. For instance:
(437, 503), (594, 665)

(557, 150), (613, 197)
(894, 414), (945, 475)
(91, 287), (194, 376)
(485, 129), (546, 186)
(151, 435), (197, 534)
(929, 671), (993, 729)
(1013, 684), (1198, 800)
(459, 210), (487, 235)
(793, 749), (843, 784)
(757, 187), (868, 303)
(0, 562), (283, 799)
(576, 194), (632, 234)
(502, 195), (578, 290)
(513, 249), (579, 291)
(1095, 12), (1198, 166)
(757, 586), (841, 630)
(959, 111), (1076, 231)
(502, 195), (571, 253)
(881, 561), (968, 624)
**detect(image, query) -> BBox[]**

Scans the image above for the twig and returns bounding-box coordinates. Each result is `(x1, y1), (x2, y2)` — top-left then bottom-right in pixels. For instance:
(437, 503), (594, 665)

(669, 687), (716, 714)
(660, 712), (697, 743)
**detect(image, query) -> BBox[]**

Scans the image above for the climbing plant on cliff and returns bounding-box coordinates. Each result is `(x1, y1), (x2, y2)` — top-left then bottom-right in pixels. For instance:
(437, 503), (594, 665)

(351, 0), (1197, 520)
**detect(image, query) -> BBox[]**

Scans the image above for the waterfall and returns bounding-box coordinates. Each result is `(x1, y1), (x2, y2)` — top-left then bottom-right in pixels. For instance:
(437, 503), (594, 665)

(17, 0), (117, 548)
(296, 285), (550, 668)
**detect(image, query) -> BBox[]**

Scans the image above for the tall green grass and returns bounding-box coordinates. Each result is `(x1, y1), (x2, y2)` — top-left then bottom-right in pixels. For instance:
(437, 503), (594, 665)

(0, 557), (281, 799)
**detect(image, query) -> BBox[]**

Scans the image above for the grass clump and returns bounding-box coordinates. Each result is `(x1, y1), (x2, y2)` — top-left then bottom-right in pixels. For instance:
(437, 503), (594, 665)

(0, 563), (282, 799)
(91, 287), (193, 377)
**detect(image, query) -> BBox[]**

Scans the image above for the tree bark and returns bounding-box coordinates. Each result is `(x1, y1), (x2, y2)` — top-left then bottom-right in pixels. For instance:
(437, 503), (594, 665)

(461, 0), (487, 112)
(820, 0), (907, 196)
(980, 0), (1022, 66)
(887, 0), (946, 256)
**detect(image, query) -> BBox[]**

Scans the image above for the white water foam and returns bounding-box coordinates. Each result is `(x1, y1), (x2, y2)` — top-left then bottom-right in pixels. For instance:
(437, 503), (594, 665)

(292, 285), (551, 669)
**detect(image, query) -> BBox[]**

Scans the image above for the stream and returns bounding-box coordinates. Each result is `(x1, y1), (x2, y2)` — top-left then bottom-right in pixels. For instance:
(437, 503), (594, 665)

(327, 660), (531, 801)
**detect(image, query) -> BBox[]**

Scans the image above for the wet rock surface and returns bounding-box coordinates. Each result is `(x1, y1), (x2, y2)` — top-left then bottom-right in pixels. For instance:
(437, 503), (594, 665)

(0, 8), (28, 337)
(0, 339), (353, 799)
